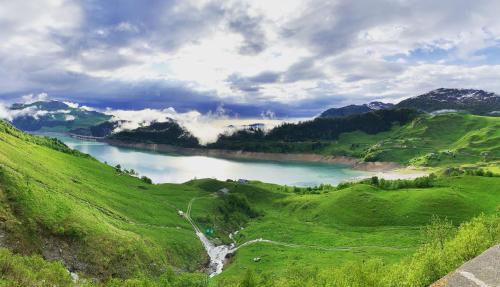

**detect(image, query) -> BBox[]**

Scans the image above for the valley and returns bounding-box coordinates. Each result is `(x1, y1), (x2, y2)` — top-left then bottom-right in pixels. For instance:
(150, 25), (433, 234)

(0, 114), (499, 286)
(1, 86), (499, 287)
(3, 1), (500, 285)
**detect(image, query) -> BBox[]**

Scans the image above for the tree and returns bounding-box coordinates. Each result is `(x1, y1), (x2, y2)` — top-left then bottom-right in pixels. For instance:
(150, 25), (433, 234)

(423, 215), (455, 249)
(141, 176), (152, 184)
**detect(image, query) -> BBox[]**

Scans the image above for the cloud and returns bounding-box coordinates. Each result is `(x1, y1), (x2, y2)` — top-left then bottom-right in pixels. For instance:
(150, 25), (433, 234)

(21, 93), (49, 104)
(63, 101), (80, 109)
(0, 105), (49, 121)
(104, 104), (307, 144)
(0, 103), (12, 121)
(226, 3), (268, 55)
(2, 0), (500, 116)
(260, 109), (276, 120)
(105, 105), (231, 144)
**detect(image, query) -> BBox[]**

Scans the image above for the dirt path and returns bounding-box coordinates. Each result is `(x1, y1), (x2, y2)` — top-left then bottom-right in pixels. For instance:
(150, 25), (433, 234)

(183, 196), (408, 277)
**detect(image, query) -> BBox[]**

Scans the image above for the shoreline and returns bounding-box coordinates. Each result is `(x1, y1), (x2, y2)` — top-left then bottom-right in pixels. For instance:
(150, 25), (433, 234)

(104, 139), (403, 172)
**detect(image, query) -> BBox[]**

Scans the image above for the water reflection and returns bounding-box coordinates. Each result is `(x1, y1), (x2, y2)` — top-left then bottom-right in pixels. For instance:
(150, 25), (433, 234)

(57, 135), (370, 186)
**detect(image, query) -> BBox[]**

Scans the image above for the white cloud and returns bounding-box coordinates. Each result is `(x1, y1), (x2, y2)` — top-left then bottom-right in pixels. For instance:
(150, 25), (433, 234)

(21, 92), (49, 104)
(105, 105), (306, 144)
(0, 105), (49, 121)
(63, 101), (79, 109)
(260, 109), (276, 120)
(0, 103), (12, 121)
(105, 107), (228, 144)
(80, 105), (96, 112)
(2, 1), (500, 114)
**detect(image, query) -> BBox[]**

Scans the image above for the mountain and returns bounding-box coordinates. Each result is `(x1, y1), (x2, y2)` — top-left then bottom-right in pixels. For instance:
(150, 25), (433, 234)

(319, 101), (394, 118)
(108, 119), (200, 147)
(209, 108), (420, 152)
(69, 120), (123, 138)
(367, 101), (394, 110)
(209, 111), (500, 166)
(396, 88), (500, 115)
(8, 100), (111, 132)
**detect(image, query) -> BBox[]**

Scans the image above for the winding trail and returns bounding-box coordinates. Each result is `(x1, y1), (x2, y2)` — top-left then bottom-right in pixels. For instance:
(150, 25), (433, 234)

(182, 196), (408, 277)
(183, 196), (232, 277)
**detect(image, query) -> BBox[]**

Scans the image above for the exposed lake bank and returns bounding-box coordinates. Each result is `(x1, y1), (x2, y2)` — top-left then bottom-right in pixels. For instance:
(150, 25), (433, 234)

(104, 139), (404, 172)
(58, 134), (373, 186)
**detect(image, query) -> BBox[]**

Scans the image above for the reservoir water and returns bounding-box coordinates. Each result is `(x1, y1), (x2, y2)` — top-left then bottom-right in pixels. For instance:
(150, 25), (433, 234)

(55, 135), (371, 186)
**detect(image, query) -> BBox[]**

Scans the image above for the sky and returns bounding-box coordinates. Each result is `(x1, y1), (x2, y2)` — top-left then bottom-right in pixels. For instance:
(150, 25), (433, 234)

(1, 0), (500, 117)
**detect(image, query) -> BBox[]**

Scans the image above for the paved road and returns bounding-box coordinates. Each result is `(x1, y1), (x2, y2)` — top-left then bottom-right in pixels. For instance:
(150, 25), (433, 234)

(433, 244), (500, 287)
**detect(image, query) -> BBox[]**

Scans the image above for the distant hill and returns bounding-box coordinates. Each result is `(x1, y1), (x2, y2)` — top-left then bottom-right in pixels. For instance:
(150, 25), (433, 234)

(69, 121), (123, 138)
(396, 88), (500, 115)
(209, 108), (420, 152)
(9, 100), (111, 132)
(108, 119), (200, 147)
(319, 101), (394, 118)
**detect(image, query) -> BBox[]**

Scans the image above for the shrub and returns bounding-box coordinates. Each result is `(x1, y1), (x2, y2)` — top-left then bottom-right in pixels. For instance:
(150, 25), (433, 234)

(364, 175), (435, 190)
(0, 248), (73, 286)
(141, 176), (153, 184)
(221, 213), (500, 287)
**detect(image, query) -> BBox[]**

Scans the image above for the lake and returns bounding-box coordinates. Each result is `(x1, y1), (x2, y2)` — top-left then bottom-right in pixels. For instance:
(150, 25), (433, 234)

(55, 134), (372, 186)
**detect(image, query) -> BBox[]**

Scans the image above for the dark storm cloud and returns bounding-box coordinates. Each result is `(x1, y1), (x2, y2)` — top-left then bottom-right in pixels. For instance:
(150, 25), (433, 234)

(227, 71), (281, 93)
(227, 57), (325, 95)
(283, 57), (325, 83)
(227, 5), (268, 55)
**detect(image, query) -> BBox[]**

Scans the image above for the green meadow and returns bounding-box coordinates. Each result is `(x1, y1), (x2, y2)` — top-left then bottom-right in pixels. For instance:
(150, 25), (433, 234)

(0, 115), (499, 286)
(209, 113), (500, 167)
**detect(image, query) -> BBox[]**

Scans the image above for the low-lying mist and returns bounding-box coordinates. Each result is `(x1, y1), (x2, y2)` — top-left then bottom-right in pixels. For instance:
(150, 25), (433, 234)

(106, 107), (307, 145)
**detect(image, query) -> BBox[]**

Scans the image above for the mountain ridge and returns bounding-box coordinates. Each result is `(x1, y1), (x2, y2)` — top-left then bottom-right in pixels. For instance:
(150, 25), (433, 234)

(320, 88), (500, 118)
(7, 100), (111, 132)
(319, 101), (394, 118)
(396, 88), (500, 115)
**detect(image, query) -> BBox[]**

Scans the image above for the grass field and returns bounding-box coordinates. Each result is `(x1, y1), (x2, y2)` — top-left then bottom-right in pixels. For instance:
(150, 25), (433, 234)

(225, 113), (500, 167)
(365, 113), (500, 165)
(0, 118), (499, 286)
(200, 176), (500, 283)
(0, 121), (211, 278)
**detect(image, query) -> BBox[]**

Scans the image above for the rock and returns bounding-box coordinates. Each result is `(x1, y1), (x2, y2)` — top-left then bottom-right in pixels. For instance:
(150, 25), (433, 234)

(70, 272), (79, 283)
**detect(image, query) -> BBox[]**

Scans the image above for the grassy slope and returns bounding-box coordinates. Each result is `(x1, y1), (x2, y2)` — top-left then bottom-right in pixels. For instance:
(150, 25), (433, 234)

(364, 113), (500, 165)
(0, 121), (210, 278)
(203, 175), (500, 282)
(0, 119), (499, 285)
(223, 113), (500, 167)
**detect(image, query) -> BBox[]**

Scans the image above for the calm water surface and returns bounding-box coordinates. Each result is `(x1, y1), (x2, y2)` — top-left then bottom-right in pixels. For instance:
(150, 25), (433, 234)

(54, 134), (371, 186)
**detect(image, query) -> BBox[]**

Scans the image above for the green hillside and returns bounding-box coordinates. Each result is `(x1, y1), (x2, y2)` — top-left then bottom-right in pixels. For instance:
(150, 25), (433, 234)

(0, 120), (499, 286)
(209, 112), (500, 167)
(363, 113), (500, 165)
(0, 120), (209, 278)
(206, 175), (500, 283)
